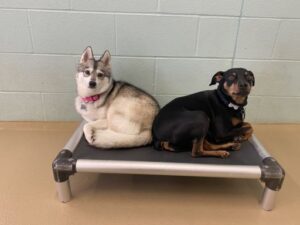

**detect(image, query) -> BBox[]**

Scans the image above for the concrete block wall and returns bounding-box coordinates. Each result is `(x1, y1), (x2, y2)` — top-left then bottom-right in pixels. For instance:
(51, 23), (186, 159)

(0, 0), (299, 122)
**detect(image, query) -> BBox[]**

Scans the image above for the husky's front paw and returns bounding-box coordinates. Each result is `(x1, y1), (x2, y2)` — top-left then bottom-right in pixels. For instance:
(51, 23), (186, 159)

(83, 124), (95, 144)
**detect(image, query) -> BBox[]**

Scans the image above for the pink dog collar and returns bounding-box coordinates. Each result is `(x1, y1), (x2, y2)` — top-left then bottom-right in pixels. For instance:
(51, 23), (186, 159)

(81, 94), (100, 103)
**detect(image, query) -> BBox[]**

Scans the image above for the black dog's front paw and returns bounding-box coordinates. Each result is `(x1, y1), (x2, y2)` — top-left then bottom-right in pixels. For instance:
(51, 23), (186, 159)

(231, 142), (241, 151)
(219, 151), (230, 158)
(232, 136), (243, 150)
(234, 136), (243, 142)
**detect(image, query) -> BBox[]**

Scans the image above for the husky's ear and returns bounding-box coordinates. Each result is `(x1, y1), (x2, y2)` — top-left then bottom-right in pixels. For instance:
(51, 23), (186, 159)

(80, 46), (94, 64)
(209, 71), (224, 86)
(100, 50), (111, 66)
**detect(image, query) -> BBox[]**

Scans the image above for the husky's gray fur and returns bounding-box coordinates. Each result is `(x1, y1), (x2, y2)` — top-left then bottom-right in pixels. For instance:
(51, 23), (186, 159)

(75, 47), (159, 148)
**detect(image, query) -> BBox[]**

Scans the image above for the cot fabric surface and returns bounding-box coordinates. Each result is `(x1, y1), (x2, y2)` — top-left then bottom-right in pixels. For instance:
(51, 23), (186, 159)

(73, 136), (261, 165)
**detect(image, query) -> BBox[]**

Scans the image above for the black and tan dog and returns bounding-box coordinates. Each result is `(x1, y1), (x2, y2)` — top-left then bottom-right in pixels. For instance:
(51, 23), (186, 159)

(152, 68), (255, 158)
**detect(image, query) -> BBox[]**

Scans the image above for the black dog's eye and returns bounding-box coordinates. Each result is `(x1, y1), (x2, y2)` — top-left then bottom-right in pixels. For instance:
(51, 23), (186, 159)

(245, 74), (253, 81)
(245, 74), (254, 85)
(84, 70), (90, 76)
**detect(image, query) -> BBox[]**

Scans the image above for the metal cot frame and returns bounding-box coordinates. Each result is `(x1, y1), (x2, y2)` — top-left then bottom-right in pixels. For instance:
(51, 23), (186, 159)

(52, 121), (285, 211)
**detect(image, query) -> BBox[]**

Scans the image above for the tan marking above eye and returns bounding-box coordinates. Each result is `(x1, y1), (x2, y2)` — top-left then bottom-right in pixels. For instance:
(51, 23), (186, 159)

(228, 74), (236, 80)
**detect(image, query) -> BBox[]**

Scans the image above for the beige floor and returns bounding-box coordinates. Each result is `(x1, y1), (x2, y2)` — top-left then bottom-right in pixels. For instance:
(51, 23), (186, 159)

(0, 122), (299, 225)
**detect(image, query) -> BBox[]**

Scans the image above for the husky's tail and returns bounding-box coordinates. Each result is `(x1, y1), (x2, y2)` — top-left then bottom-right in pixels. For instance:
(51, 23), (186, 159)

(90, 129), (152, 149)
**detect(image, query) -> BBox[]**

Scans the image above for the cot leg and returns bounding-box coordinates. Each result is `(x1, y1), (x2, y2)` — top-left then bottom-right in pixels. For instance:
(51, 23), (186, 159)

(260, 157), (285, 211)
(261, 187), (277, 211)
(52, 149), (76, 202)
(55, 180), (72, 203)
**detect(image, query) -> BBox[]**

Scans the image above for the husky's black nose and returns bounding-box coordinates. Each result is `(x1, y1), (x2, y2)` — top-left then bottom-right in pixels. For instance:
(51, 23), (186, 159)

(89, 81), (97, 88)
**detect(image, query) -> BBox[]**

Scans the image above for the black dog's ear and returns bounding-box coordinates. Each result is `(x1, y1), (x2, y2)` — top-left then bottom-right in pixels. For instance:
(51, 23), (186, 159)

(248, 70), (255, 86)
(209, 71), (224, 86)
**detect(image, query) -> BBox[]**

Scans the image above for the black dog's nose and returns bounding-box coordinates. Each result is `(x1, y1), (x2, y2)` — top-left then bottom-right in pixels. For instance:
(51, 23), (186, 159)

(89, 81), (97, 88)
(239, 83), (249, 88)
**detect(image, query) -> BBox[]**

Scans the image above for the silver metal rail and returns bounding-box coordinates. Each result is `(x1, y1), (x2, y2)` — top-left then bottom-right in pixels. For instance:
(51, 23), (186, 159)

(76, 160), (261, 179)
(63, 121), (86, 152)
(249, 135), (271, 159)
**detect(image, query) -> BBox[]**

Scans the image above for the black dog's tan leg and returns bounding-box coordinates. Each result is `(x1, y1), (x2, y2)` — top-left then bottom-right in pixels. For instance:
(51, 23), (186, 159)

(201, 150), (230, 158)
(192, 139), (202, 157)
(241, 122), (253, 141)
(203, 140), (239, 150)
(230, 122), (254, 150)
(192, 138), (230, 158)
(160, 141), (175, 152)
(234, 122), (253, 142)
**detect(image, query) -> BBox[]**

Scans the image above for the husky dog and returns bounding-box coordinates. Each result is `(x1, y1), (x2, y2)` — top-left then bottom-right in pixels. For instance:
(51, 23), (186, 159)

(75, 47), (159, 148)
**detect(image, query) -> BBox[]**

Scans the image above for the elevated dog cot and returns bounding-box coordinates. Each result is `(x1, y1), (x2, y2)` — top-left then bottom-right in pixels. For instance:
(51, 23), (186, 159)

(52, 121), (285, 211)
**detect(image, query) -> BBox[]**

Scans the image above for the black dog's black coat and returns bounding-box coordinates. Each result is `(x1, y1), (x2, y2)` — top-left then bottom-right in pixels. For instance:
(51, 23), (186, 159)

(152, 89), (244, 151)
(152, 68), (255, 154)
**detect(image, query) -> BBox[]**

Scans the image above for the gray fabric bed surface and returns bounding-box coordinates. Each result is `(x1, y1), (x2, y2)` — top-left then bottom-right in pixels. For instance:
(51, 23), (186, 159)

(72, 136), (262, 166)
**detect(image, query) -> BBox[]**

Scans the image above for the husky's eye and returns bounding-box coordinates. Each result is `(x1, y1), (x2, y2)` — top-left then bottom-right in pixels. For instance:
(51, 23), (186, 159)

(97, 73), (104, 78)
(84, 70), (90, 76)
